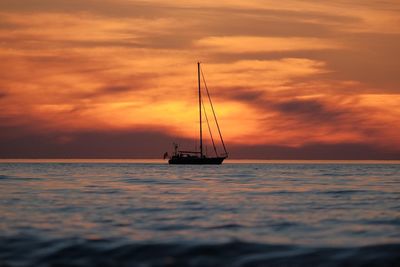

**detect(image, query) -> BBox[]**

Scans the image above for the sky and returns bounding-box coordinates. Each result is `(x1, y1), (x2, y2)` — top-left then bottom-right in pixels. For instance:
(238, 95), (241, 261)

(0, 0), (399, 159)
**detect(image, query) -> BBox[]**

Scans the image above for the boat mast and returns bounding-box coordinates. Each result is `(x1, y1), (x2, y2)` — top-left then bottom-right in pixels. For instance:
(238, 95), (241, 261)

(198, 62), (203, 158)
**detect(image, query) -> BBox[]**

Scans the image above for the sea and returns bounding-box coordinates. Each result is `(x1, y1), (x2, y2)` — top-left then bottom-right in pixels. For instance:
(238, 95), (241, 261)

(0, 160), (399, 267)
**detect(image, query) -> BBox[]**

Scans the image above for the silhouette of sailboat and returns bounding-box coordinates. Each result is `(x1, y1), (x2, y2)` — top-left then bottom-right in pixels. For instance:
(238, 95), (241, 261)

(166, 62), (228, 164)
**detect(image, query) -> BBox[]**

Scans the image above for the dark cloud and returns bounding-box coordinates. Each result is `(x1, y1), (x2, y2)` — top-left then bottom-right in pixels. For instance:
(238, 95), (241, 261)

(0, 34), (137, 50)
(214, 87), (388, 142)
(0, 0), (363, 52)
(134, 34), (196, 50)
(0, 0), (169, 19)
(0, 20), (22, 30)
(214, 87), (347, 125)
(316, 0), (400, 12)
(0, 90), (7, 99)
(195, 8), (347, 38)
(97, 85), (132, 94)
(215, 87), (266, 102)
(207, 33), (400, 93)
(321, 33), (400, 91)
(0, 124), (185, 159)
(228, 142), (400, 160)
(1, 124), (398, 159)
(271, 98), (345, 123)
(0, 0), (360, 25)
(78, 84), (143, 99)
(77, 72), (159, 99)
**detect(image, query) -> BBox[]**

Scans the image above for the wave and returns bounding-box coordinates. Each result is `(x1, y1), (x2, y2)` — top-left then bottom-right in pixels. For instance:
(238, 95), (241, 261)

(1, 236), (399, 267)
(0, 175), (9, 180)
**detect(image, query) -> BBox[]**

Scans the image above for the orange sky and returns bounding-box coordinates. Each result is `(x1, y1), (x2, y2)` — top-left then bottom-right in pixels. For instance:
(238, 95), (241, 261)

(0, 0), (399, 159)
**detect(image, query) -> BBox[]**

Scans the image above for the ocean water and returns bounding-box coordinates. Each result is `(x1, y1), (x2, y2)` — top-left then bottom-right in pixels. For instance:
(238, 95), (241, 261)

(0, 160), (399, 266)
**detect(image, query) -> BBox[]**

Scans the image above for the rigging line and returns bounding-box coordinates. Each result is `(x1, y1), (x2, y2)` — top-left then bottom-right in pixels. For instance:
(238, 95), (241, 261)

(200, 68), (228, 156)
(201, 97), (218, 157)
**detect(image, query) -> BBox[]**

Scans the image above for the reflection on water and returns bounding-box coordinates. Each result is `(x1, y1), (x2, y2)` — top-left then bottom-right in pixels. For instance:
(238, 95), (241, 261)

(0, 162), (399, 266)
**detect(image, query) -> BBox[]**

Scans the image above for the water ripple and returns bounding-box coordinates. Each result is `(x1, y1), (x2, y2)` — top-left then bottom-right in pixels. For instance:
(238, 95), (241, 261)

(0, 162), (399, 266)
(1, 236), (399, 267)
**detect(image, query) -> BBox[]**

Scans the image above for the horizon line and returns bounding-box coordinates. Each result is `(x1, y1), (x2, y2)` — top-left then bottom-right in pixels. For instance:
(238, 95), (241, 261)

(1, 159), (399, 164)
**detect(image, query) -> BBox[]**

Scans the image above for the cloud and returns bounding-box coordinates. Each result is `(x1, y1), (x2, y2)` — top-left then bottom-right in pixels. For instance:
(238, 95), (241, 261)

(227, 142), (400, 160)
(0, 90), (7, 99)
(195, 36), (342, 53)
(1, 123), (399, 159)
(212, 82), (400, 149)
(271, 98), (344, 122)
(0, 0), (399, 159)
(0, 0), (169, 19)
(0, 125), (182, 159)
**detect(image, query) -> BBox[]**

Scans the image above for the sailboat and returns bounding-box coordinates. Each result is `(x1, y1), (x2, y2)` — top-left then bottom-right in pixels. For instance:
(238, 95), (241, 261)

(167, 62), (228, 164)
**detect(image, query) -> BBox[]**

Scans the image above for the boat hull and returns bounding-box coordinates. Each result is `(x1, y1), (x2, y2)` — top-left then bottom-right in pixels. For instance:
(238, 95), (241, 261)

(168, 156), (225, 165)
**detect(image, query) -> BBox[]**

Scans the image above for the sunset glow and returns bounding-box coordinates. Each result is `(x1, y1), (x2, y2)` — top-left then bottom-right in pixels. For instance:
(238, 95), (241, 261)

(1, 0), (399, 159)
